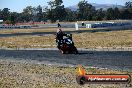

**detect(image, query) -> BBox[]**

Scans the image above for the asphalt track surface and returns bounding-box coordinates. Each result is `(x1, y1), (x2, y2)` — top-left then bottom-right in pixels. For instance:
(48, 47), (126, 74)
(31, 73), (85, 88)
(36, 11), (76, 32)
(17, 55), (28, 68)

(0, 50), (132, 71)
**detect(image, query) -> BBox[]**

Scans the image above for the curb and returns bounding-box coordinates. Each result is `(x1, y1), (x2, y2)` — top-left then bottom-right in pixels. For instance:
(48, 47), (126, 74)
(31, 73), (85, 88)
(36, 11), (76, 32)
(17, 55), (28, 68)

(0, 47), (132, 51)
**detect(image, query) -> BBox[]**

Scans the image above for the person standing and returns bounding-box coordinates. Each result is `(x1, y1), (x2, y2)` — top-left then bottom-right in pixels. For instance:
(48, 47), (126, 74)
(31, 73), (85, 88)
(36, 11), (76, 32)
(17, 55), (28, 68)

(58, 23), (61, 27)
(82, 21), (84, 26)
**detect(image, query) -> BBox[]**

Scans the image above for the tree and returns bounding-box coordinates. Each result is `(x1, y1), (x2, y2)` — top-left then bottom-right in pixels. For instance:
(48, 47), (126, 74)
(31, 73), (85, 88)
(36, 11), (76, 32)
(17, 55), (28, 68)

(47, 0), (66, 22)
(0, 9), (1, 17)
(114, 7), (120, 20)
(77, 0), (95, 20)
(1, 8), (10, 21)
(36, 5), (43, 22)
(125, 1), (132, 8)
(1, 1), (132, 23)
(22, 6), (34, 22)
(92, 8), (105, 20)
(105, 8), (115, 20)
(65, 8), (77, 21)
(23, 6), (34, 14)
(16, 13), (26, 22)
(47, 1), (55, 9)
(54, 0), (63, 6)
(125, 1), (132, 19)
(10, 12), (19, 25)
(120, 9), (131, 19)
(4, 20), (11, 24)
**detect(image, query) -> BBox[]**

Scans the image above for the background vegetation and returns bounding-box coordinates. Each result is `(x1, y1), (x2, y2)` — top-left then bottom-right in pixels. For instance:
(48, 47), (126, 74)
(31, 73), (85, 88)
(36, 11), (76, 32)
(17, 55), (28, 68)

(0, 0), (132, 23)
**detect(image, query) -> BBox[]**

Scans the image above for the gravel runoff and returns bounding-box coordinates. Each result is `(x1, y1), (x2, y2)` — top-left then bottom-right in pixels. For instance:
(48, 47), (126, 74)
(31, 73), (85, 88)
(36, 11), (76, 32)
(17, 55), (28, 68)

(0, 59), (132, 88)
(0, 48), (132, 88)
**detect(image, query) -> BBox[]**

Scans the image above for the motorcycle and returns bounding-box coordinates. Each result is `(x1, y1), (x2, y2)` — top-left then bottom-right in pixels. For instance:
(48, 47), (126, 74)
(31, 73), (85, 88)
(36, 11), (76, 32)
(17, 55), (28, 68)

(56, 34), (78, 54)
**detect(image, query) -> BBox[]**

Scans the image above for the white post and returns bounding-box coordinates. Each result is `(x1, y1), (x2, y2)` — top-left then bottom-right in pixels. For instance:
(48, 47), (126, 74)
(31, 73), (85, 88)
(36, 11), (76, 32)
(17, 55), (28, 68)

(75, 23), (79, 30)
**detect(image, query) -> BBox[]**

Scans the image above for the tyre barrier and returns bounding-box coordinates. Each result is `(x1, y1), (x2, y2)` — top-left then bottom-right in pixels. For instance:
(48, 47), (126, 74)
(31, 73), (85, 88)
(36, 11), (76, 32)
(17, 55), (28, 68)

(0, 25), (31, 29)
(86, 22), (132, 28)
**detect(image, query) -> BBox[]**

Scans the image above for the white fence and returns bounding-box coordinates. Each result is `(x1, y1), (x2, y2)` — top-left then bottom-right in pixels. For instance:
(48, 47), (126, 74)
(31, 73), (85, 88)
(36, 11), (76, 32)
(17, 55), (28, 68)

(86, 22), (132, 28)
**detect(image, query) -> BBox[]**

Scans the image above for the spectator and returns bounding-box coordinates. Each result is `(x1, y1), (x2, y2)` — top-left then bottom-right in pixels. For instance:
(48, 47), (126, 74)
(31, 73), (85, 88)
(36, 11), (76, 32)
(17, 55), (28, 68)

(58, 23), (61, 27)
(82, 21), (85, 26)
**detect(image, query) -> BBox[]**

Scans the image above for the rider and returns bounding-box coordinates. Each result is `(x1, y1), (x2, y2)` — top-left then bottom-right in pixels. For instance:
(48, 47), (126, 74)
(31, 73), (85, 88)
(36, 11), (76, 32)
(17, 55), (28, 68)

(56, 29), (65, 48)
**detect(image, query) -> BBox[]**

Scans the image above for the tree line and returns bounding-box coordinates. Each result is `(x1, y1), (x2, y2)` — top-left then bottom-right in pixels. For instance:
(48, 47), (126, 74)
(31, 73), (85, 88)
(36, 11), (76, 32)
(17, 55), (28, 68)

(0, 0), (132, 24)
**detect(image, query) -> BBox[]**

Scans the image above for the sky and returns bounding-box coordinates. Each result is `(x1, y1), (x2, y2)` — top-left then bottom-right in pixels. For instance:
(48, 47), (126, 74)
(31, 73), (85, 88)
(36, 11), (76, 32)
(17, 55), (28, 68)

(0, 0), (131, 13)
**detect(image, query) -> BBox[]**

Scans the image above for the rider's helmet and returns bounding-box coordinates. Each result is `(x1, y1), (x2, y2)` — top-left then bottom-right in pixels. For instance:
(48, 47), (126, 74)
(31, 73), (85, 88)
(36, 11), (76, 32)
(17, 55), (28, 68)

(57, 29), (62, 33)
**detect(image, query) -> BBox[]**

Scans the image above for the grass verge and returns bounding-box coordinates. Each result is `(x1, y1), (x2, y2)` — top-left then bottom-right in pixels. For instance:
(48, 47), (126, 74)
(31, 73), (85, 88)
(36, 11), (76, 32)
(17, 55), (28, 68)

(0, 59), (132, 88)
(0, 30), (132, 49)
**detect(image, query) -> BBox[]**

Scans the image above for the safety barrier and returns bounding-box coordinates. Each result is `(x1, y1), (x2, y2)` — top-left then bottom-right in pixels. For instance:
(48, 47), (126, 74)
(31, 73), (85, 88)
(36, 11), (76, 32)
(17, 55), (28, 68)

(0, 25), (31, 29)
(86, 22), (132, 28)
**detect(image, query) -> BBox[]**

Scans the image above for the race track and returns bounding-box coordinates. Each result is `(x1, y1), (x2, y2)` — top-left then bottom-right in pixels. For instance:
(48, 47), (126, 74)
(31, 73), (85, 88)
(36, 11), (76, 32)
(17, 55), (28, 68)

(0, 50), (132, 71)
